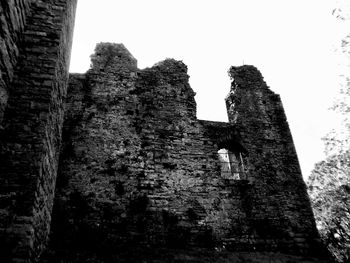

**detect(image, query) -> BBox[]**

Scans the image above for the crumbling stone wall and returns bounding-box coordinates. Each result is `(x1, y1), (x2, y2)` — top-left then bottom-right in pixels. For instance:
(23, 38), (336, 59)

(225, 66), (324, 253)
(0, 1), (329, 262)
(0, 1), (77, 261)
(44, 44), (244, 260)
(41, 43), (328, 262)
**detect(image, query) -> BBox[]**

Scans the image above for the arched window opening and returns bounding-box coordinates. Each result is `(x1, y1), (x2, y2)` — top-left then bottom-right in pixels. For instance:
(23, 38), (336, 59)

(218, 148), (247, 180)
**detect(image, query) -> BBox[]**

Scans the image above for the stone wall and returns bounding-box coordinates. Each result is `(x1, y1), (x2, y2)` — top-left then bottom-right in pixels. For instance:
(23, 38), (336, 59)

(0, 0), (33, 123)
(0, 1), (329, 262)
(0, 1), (77, 262)
(42, 44), (328, 262)
(225, 65), (324, 253)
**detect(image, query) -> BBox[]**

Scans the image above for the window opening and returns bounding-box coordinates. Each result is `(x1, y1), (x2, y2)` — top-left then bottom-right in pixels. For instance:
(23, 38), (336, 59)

(218, 148), (247, 180)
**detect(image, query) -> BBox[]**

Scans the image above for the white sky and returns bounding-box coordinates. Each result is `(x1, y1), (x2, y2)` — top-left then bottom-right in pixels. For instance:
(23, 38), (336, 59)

(69, 0), (349, 179)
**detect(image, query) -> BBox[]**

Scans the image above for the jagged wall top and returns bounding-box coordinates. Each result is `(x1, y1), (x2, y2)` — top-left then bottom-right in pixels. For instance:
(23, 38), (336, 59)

(90, 43), (137, 71)
(229, 65), (266, 89)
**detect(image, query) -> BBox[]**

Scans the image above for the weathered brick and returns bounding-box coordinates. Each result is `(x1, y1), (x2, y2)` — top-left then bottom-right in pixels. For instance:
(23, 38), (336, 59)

(0, 4), (331, 263)
(0, 0), (77, 261)
(41, 44), (330, 262)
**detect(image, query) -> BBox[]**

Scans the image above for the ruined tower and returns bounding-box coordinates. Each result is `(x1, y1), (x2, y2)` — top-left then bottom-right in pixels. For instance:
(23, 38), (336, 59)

(225, 65), (322, 252)
(40, 44), (327, 262)
(0, 2), (329, 262)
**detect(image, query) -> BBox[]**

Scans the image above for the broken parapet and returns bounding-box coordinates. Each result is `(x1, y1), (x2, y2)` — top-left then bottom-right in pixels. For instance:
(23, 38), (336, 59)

(90, 42), (137, 72)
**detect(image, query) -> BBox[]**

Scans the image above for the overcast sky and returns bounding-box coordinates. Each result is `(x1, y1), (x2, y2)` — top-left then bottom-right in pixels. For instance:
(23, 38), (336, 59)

(69, 0), (349, 179)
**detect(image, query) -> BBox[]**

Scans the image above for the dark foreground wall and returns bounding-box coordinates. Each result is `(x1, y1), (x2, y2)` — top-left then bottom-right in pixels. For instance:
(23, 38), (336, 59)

(0, 0), (33, 123)
(0, 1), (77, 261)
(41, 43), (329, 262)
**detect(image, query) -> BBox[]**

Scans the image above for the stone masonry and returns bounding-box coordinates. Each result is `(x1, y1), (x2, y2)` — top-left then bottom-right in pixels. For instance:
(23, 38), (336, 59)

(41, 43), (328, 262)
(0, 0), (32, 123)
(226, 66), (322, 252)
(0, 1), (330, 262)
(0, 1), (77, 262)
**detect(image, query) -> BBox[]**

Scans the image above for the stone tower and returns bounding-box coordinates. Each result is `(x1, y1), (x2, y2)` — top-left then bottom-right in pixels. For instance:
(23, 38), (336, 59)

(40, 44), (328, 262)
(225, 65), (322, 252)
(0, 1), (329, 262)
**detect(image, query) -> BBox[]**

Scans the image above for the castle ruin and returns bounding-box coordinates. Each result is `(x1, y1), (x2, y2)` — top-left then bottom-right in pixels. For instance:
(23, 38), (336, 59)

(0, 1), (330, 262)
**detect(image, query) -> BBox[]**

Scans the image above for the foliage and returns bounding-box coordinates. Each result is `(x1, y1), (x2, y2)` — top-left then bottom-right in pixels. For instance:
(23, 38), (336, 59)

(308, 152), (350, 262)
(332, 0), (350, 21)
(307, 3), (350, 262)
